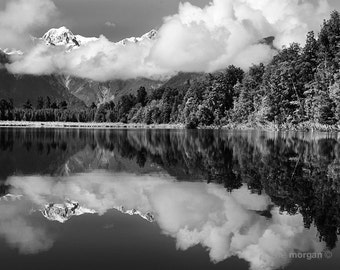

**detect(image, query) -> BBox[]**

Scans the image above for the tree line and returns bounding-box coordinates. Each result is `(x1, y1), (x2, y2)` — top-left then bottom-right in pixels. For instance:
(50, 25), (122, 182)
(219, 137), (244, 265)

(0, 97), (97, 122)
(2, 10), (340, 128)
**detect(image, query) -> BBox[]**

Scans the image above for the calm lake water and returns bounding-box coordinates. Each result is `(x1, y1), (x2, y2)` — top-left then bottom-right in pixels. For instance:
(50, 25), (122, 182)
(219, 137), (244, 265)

(0, 128), (339, 270)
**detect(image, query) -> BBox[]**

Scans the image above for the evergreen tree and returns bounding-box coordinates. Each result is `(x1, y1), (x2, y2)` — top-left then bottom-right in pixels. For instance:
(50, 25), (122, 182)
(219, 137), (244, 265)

(23, 99), (33, 110)
(37, 96), (44, 110)
(58, 100), (68, 110)
(318, 11), (340, 71)
(261, 43), (303, 123)
(233, 64), (265, 122)
(45, 96), (51, 109)
(136, 86), (147, 106)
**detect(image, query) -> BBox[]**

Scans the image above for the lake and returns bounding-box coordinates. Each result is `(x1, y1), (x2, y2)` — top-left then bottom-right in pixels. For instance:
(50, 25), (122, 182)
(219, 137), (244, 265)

(0, 128), (339, 270)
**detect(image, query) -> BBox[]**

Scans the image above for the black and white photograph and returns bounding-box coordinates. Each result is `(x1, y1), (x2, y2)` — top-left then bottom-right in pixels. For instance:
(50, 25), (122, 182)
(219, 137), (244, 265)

(0, 0), (340, 269)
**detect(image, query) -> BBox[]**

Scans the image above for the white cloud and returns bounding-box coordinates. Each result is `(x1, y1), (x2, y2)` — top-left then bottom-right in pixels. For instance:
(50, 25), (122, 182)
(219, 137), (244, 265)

(5, 0), (332, 80)
(0, 0), (57, 50)
(6, 171), (326, 270)
(105, 21), (116, 28)
(7, 35), (171, 81)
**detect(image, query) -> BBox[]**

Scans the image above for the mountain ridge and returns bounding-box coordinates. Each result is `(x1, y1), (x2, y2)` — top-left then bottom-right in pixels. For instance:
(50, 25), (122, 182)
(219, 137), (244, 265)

(41, 26), (158, 48)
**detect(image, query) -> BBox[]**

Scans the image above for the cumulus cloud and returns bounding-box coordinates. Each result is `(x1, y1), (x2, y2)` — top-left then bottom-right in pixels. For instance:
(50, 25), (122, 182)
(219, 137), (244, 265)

(7, 36), (170, 81)
(6, 171), (326, 270)
(0, 0), (57, 50)
(5, 0), (331, 81)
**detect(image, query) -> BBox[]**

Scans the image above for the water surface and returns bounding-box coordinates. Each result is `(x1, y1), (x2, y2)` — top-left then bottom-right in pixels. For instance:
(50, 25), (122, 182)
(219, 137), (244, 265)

(0, 128), (339, 270)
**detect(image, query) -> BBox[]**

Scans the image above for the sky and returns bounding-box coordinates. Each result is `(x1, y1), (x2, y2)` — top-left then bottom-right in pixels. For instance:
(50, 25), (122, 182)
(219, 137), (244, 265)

(53, 0), (210, 41)
(2, 0), (340, 81)
(1, 0), (339, 41)
(0, 0), (209, 41)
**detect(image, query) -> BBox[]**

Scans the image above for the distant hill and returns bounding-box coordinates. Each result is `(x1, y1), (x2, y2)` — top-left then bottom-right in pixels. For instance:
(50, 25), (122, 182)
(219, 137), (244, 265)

(55, 75), (164, 106)
(0, 53), (85, 107)
(0, 67), (204, 107)
(161, 72), (205, 91)
(1, 50), (203, 107)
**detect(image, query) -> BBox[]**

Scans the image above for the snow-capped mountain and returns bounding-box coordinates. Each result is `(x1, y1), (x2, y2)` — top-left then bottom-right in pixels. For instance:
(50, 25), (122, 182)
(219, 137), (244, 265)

(42, 26), (79, 46)
(41, 26), (157, 49)
(1, 26), (164, 107)
(118, 29), (158, 45)
(42, 26), (98, 49)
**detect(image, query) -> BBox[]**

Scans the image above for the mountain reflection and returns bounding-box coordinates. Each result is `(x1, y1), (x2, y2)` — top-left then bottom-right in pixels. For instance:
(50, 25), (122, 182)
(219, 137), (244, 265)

(2, 171), (325, 270)
(0, 128), (339, 269)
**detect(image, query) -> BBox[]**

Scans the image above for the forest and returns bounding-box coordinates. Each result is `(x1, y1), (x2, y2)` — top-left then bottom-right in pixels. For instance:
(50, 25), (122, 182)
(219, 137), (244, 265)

(2, 10), (340, 129)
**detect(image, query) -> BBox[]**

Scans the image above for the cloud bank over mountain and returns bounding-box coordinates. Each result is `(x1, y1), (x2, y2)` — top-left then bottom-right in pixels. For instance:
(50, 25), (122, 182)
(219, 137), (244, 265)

(4, 0), (332, 81)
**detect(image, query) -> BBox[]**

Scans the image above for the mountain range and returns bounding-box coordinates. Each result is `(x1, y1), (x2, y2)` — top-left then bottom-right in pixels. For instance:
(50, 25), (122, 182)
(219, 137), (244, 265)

(0, 27), (199, 107)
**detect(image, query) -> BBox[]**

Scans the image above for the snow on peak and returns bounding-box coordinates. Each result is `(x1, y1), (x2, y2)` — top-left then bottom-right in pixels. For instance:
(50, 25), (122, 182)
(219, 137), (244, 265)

(42, 26), (98, 49)
(41, 26), (157, 48)
(119, 29), (158, 45)
(42, 26), (79, 47)
(142, 29), (158, 40)
(75, 34), (99, 45)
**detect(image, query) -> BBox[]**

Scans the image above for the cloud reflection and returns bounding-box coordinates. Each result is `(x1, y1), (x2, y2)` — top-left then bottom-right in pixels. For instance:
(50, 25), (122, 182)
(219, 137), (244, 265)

(4, 171), (325, 270)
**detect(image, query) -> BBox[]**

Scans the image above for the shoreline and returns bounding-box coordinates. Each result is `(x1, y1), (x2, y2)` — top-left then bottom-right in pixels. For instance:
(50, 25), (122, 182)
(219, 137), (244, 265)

(0, 120), (340, 132)
(222, 121), (340, 132)
(0, 121), (185, 129)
